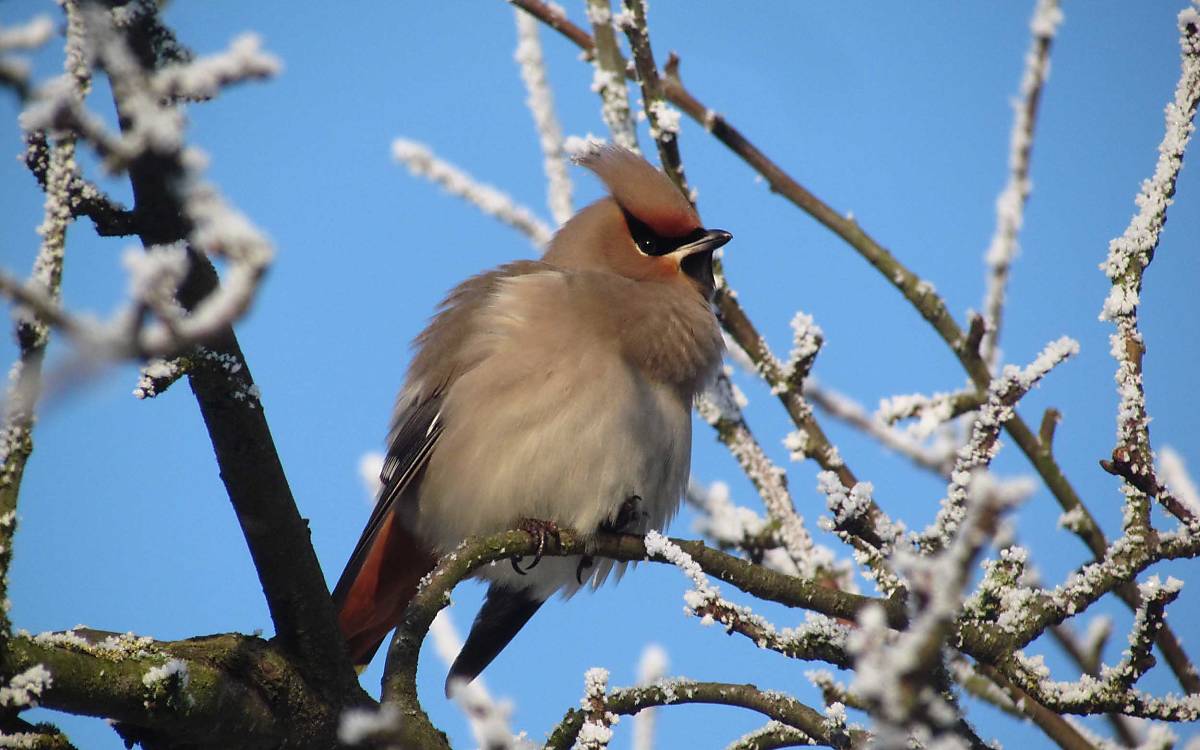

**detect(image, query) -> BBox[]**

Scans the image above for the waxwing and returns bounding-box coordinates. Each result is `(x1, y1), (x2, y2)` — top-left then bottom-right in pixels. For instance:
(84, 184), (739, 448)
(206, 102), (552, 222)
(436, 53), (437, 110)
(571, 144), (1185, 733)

(333, 144), (732, 690)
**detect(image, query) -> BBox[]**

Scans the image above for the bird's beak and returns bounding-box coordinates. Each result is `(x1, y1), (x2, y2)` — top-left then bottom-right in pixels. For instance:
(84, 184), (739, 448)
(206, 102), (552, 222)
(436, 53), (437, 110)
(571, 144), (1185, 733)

(672, 229), (732, 258)
(674, 229), (731, 301)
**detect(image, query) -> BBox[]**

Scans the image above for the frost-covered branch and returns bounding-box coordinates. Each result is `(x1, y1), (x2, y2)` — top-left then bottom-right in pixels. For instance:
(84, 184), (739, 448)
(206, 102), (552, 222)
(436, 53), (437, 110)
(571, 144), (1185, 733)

(24, 133), (138, 237)
(0, 3), (90, 657)
(980, 0), (1062, 369)
(632, 644), (667, 750)
(845, 470), (1024, 747)
(513, 9), (573, 225)
(392, 138), (554, 247)
(723, 721), (814, 750)
(543, 677), (866, 750)
(974, 663), (1100, 750)
(431, 611), (529, 749)
(9, 19), (277, 366)
(19, 4), (361, 703)
(152, 32), (279, 101)
(644, 531), (852, 667)
(805, 381), (958, 476)
(4, 628), (348, 747)
(1159, 447), (1200, 517)
(0, 15), (54, 101)
(380, 527), (908, 746)
(619, 0), (688, 193)
(875, 388), (985, 438)
(1098, 5), (1200, 533)
(923, 336), (1079, 550)
(712, 292), (899, 569)
(1001, 626), (1200, 722)
(585, 0), (638, 151)
(696, 375), (838, 582)
(816, 473), (906, 597)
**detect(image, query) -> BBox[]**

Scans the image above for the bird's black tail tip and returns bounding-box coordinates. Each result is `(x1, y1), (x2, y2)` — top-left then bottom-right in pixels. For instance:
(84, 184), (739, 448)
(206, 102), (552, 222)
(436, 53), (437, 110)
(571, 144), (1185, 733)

(445, 584), (545, 697)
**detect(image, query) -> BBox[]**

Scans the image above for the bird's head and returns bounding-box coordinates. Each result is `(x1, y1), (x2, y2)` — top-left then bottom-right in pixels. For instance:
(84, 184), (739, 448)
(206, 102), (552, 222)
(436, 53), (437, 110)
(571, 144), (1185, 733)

(543, 145), (732, 300)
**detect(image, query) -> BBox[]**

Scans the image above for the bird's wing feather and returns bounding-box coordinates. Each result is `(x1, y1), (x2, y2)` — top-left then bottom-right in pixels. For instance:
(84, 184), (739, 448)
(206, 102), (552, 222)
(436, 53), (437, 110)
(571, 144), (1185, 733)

(332, 392), (444, 609)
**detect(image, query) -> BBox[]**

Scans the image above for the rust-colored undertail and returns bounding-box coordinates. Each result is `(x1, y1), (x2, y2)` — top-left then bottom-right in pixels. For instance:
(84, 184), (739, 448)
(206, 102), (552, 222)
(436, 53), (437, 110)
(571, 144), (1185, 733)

(333, 510), (438, 667)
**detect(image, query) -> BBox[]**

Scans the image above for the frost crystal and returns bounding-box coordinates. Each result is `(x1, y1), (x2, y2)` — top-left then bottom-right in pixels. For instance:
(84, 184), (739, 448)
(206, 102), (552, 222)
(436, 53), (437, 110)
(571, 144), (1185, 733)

(0, 665), (51, 708)
(338, 704), (400, 745)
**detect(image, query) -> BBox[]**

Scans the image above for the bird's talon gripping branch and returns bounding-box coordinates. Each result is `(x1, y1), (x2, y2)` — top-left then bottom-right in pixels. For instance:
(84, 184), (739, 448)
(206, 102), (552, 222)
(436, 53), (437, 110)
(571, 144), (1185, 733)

(576, 554), (595, 584)
(515, 517), (562, 572)
(510, 555), (528, 575)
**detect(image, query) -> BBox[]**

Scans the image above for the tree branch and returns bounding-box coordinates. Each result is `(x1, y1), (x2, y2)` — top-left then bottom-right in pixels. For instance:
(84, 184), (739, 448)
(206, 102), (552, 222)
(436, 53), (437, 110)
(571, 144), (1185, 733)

(95, 4), (357, 698)
(380, 529), (905, 748)
(8, 628), (364, 749)
(544, 679), (865, 750)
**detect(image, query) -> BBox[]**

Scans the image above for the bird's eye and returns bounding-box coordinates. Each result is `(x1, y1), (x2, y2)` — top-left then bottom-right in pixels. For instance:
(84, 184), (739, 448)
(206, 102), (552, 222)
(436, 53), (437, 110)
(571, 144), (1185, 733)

(623, 209), (666, 256)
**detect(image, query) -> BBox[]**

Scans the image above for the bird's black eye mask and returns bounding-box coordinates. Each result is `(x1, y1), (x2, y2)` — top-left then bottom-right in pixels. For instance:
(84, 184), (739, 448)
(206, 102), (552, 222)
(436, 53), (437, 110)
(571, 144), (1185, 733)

(623, 209), (707, 257)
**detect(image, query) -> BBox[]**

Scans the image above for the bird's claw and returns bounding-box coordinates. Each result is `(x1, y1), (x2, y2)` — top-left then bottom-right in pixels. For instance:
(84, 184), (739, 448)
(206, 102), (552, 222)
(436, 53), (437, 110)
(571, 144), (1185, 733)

(512, 518), (560, 573)
(575, 554), (595, 584)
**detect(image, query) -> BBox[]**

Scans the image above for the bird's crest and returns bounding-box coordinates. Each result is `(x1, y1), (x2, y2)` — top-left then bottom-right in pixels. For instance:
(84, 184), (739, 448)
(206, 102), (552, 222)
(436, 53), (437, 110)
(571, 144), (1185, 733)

(573, 144), (700, 237)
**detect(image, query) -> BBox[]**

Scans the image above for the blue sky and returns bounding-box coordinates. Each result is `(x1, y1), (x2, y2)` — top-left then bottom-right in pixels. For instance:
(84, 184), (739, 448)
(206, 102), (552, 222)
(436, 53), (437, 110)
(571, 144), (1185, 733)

(2, 1), (1199, 747)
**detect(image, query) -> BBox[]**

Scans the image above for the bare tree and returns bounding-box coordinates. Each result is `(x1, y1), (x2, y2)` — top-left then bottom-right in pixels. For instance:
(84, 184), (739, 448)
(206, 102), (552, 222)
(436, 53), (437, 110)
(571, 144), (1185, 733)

(1, 1), (1198, 749)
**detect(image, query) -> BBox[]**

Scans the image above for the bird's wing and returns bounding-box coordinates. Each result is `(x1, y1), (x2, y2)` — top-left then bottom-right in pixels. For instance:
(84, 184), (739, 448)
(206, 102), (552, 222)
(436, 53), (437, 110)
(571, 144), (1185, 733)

(331, 391), (444, 610)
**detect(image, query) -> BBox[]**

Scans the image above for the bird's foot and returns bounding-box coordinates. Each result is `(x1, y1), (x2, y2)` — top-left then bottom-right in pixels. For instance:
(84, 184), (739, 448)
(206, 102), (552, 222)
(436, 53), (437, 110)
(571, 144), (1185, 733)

(575, 554), (595, 584)
(510, 518), (561, 574)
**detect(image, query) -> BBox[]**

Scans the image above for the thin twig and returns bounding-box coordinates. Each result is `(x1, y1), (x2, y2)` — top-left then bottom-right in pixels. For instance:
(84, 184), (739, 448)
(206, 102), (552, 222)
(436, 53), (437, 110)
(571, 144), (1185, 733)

(585, 0), (638, 151)
(980, 0), (1062, 369)
(1098, 8), (1200, 533)
(513, 8), (573, 224)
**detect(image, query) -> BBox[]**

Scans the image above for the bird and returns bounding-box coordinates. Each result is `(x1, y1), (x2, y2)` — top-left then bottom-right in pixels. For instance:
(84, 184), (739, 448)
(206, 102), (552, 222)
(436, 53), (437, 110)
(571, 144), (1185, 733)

(332, 144), (731, 691)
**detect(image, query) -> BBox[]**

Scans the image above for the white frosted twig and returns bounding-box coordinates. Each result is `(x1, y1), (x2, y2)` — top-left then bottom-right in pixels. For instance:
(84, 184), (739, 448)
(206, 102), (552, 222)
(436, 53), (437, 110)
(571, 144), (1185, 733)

(513, 9), (573, 225)
(875, 388), (977, 440)
(782, 311), (823, 387)
(357, 451), (385, 503)
(0, 13), (89, 472)
(805, 381), (957, 476)
(815, 473), (905, 596)
(432, 610), (530, 750)
(924, 336), (1079, 549)
(724, 721), (812, 750)
(1004, 575), (1200, 722)
(0, 664), (52, 708)
(132, 356), (188, 399)
(1100, 7), (1200, 324)
(980, 0), (1063, 369)
(153, 32), (280, 101)
(643, 531), (849, 663)
(338, 704), (401, 746)
(1159, 447), (1200, 516)
(0, 16), (54, 52)
(686, 479), (847, 582)
(575, 667), (616, 750)
(1099, 8), (1200, 531)
(585, 0), (638, 152)
(392, 138), (554, 248)
(849, 472), (1019, 743)
(2, 19), (276, 379)
(696, 371), (829, 580)
(632, 644), (667, 750)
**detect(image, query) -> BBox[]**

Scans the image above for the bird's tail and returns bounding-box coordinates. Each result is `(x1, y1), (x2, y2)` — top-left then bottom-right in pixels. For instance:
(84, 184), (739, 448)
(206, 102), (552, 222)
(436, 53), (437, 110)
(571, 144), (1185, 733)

(445, 583), (544, 695)
(333, 511), (438, 668)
